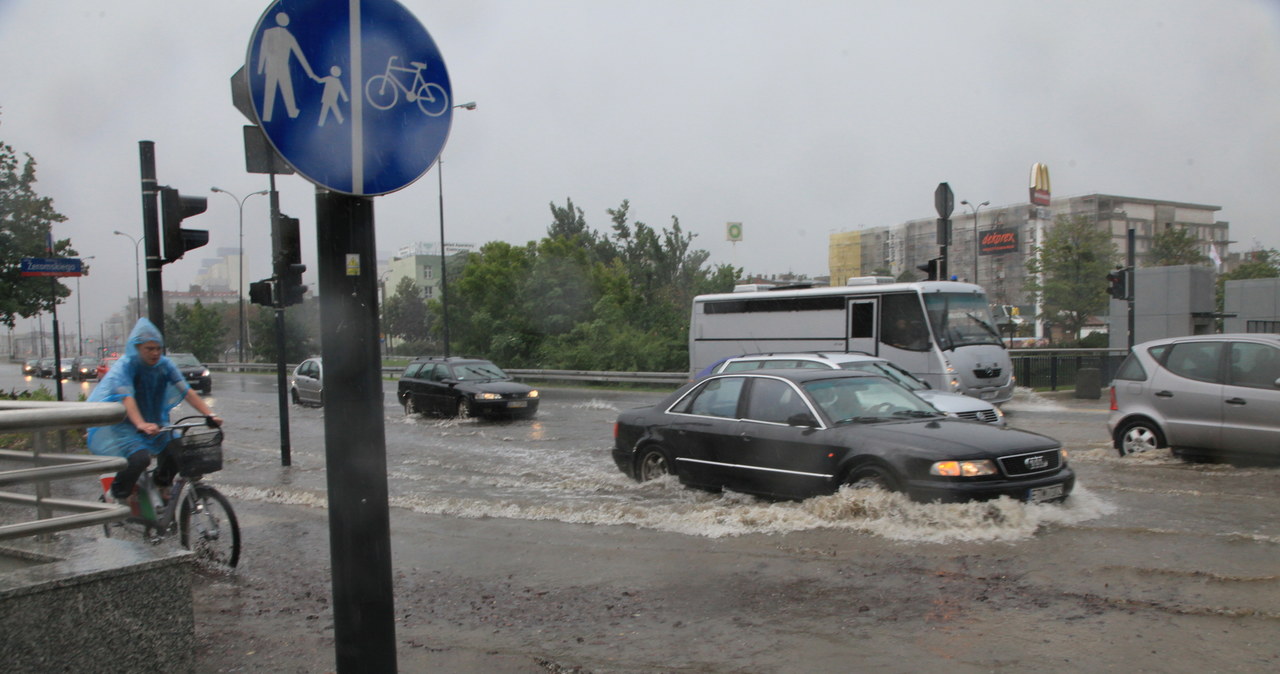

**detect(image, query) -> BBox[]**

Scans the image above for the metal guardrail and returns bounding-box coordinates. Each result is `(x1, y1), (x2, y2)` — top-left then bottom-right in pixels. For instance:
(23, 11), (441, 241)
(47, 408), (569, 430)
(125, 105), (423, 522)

(208, 362), (689, 386)
(0, 401), (129, 541)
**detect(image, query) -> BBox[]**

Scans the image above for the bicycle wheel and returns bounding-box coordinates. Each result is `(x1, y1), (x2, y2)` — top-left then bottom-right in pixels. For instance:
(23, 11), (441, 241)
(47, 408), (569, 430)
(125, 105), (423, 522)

(415, 82), (449, 117)
(179, 483), (241, 569)
(365, 74), (398, 110)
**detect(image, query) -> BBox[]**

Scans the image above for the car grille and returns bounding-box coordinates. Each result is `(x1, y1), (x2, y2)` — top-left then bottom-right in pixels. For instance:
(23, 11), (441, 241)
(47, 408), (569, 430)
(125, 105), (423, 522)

(973, 367), (1001, 379)
(955, 409), (1000, 424)
(997, 449), (1061, 477)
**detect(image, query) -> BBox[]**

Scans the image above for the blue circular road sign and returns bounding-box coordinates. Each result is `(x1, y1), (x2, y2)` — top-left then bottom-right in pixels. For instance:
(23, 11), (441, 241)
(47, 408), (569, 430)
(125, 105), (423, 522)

(246, 0), (453, 196)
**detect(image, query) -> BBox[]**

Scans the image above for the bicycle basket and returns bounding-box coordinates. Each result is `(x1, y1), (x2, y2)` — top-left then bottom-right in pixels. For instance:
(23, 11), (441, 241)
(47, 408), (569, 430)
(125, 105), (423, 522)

(170, 426), (224, 476)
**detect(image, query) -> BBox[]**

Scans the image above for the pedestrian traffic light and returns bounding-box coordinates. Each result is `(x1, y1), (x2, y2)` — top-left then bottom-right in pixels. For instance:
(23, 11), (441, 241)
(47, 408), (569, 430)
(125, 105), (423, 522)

(1106, 268), (1128, 300)
(275, 215), (307, 307)
(160, 186), (209, 263)
(916, 257), (941, 281)
(249, 279), (275, 307)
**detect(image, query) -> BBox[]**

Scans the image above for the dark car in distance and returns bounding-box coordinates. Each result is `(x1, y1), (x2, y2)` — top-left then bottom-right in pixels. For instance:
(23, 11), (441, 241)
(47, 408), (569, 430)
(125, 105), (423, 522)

(72, 356), (100, 381)
(612, 369), (1074, 504)
(398, 357), (539, 419)
(22, 359), (39, 377)
(168, 352), (212, 394)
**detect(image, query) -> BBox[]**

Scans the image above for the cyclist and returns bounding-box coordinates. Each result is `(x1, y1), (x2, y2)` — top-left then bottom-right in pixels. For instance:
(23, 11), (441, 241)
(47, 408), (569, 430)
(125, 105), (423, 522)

(89, 318), (222, 502)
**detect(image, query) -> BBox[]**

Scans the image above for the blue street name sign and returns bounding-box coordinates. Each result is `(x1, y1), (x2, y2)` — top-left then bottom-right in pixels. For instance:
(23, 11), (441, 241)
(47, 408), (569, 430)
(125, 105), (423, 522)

(246, 0), (453, 196)
(20, 257), (83, 277)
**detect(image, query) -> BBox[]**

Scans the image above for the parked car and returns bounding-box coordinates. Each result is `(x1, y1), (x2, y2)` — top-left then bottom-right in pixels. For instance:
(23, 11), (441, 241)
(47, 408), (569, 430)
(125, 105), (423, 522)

(613, 369), (1073, 504)
(289, 357), (323, 407)
(72, 356), (100, 381)
(96, 356), (119, 380)
(711, 352), (1005, 425)
(168, 352), (212, 394)
(21, 359), (39, 376)
(398, 356), (539, 419)
(1108, 333), (1280, 462)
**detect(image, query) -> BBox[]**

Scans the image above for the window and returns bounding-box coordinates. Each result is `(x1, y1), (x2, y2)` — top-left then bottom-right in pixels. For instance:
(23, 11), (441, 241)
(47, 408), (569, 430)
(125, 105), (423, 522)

(880, 293), (930, 351)
(679, 377), (745, 418)
(1163, 342), (1223, 383)
(1113, 353), (1147, 381)
(849, 301), (875, 339)
(744, 378), (809, 424)
(1228, 343), (1280, 389)
(403, 363), (423, 378)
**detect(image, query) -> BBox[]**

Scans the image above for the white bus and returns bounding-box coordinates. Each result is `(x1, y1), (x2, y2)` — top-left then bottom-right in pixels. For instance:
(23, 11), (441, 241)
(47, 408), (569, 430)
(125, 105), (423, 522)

(689, 279), (1016, 403)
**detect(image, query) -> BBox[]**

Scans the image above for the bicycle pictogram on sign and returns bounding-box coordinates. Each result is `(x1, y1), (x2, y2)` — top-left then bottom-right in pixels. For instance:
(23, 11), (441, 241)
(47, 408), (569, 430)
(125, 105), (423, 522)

(365, 56), (450, 116)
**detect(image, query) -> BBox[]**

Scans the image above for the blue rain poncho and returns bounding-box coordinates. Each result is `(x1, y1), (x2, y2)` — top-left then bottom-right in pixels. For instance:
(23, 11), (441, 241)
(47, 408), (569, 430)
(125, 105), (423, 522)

(87, 318), (189, 458)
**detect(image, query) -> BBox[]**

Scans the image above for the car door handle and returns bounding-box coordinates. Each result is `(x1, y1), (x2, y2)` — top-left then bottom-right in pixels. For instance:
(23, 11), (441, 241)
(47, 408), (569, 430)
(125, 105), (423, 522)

(1225, 397), (1247, 406)
(1154, 390), (1174, 398)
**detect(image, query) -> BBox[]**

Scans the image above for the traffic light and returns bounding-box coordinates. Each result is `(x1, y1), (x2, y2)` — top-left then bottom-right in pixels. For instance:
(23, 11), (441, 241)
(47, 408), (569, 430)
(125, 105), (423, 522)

(916, 257), (941, 281)
(275, 215), (307, 306)
(249, 280), (275, 307)
(160, 186), (209, 263)
(1106, 268), (1128, 300)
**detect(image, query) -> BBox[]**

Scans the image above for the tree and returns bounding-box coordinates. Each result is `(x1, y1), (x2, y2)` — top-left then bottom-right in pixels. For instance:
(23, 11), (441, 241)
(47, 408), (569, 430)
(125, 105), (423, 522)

(1147, 227), (1210, 267)
(1024, 215), (1117, 343)
(0, 139), (76, 327)
(248, 304), (315, 363)
(167, 300), (226, 362)
(1215, 248), (1280, 318)
(382, 276), (430, 346)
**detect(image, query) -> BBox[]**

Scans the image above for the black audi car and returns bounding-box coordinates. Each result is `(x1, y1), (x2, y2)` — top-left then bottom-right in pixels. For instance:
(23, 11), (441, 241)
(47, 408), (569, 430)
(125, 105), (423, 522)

(612, 369), (1073, 504)
(398, 356), (539, 419)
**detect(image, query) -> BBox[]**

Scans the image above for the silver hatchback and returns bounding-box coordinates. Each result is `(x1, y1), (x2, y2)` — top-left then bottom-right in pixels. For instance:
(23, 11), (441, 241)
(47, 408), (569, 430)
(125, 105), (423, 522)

(1108, 334), (1280, 461)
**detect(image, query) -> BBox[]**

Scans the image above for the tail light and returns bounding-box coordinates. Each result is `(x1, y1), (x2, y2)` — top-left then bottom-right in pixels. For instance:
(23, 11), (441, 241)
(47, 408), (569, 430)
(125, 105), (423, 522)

(612, 421), (619, 439)
(1109, 386), (1117, 411)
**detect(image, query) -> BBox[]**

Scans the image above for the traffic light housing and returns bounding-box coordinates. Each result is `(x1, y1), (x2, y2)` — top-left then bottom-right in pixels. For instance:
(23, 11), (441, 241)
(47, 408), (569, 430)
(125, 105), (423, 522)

(275, 215), (307, 307)
(1107, 268), (1129, 300)
(916, 257), (941, 281)
(160, 186), (209, 263)
(249, 280), (275, 307)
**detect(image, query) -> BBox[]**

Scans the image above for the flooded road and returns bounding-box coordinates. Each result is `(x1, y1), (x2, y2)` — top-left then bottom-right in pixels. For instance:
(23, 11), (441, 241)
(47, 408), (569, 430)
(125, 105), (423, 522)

(9, 371), (1279, 671)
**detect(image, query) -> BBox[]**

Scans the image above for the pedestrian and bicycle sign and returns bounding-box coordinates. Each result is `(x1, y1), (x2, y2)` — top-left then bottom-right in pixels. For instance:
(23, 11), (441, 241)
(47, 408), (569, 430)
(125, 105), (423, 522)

(245, 0), (454, 195)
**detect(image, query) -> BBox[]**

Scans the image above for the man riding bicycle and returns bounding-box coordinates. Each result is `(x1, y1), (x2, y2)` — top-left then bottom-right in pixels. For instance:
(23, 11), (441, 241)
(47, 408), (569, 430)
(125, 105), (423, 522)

(89, 318), (222, 502)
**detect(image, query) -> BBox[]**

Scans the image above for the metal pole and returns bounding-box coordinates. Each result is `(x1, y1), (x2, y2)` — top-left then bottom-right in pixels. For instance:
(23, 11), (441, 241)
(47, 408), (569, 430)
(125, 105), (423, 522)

(139, 141), (164, 335)
(212, 188), (268, 364)
(75, 256), (94, 357)
(437, 157), (449, 358)
(267, 173), (290, 467)
(1127, 227), (1136, 349)
(113, 231), (143, 321)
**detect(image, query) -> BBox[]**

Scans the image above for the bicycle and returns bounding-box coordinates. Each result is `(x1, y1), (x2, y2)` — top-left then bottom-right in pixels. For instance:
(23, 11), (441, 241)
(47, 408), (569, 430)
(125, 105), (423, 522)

(99, 415), (241, 569)
(364, 55), (449, 117)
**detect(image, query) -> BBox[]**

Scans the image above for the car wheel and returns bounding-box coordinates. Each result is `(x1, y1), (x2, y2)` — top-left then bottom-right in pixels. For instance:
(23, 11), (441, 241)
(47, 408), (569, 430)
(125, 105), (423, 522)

(845, 465), (901, 492)
(290, 388), (301, 405)
(456, 398), (472, 419)
(1116, 419), (1165, 457)
(636, 447), (674, 482)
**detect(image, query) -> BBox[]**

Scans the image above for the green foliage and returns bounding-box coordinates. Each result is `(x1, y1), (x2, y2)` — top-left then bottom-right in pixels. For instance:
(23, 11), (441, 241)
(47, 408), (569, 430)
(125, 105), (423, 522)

(167, 300), (225, 362)
(383, 276), (430, 344)
(0, 139), (76, 328)
(1215, 248), (1280, 316)
(248, 303), (315, 363)
(1147, 227), (1210, 266)
(1024, 215), (1117, 343)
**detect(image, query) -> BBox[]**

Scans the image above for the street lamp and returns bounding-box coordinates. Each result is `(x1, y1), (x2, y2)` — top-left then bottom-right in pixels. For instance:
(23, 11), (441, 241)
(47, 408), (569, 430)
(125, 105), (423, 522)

(437, 101), (477, 358)
(75, 256), (95, 356)
(211, 187), (269, 363)
(961, 200), (989, 283)
(112, 230), (144, 321)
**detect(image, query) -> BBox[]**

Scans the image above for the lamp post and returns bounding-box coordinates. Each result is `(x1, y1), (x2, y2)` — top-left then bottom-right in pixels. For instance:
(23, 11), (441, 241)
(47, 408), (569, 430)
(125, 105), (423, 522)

(75, 256), (95, 356)
(437, 101), (477, 358)
(112, 230), (144, 321)
(961, 200), (989, 283)
(211, 187), (269, 363)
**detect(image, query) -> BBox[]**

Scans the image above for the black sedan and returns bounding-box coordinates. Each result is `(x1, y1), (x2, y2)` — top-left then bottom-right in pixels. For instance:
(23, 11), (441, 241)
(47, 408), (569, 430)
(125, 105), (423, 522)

(168, 352), (212, 394)
(612, 369), (1074, 504)
(398, 356), (539, 419)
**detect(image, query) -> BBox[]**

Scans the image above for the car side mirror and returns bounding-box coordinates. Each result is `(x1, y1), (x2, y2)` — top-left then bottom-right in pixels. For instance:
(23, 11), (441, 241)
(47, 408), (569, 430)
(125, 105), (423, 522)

(786, 412), (819, 428)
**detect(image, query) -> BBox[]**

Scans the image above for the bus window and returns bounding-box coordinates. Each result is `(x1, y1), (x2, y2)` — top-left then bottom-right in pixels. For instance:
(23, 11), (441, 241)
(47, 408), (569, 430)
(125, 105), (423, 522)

(849, 302), (875, 339)
(880, 294), (930, 351)
(923, 293), (1004, 350)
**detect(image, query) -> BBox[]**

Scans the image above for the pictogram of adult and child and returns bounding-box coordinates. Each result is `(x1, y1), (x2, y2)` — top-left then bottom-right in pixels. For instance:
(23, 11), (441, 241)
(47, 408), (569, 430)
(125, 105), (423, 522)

(257, 12), (449, 127)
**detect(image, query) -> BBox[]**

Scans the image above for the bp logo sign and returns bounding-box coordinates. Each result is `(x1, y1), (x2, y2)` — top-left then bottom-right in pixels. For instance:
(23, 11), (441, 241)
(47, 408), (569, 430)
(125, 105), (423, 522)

(726, 222), (743, 242)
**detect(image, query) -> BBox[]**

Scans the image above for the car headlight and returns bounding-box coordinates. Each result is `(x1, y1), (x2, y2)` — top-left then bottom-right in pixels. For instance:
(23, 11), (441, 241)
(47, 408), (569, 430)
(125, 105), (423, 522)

(993, 406), (1005, 420)
(475, 392), (502, 401)
(930, 460), (998, 477)
(200, 369), (210, 377)
(527, 390), (539, 398)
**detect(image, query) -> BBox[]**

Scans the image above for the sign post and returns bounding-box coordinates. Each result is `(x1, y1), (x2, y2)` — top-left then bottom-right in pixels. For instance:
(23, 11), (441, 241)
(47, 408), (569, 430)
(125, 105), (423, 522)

(21, 257), (83, 401)
(934, 182), (954, 281)
(243, 1), (454, 669)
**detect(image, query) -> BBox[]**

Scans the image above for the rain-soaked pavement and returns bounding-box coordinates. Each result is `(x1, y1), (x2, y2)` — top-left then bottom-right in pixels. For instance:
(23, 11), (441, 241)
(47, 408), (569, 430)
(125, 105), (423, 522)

(7, 371), (1279, 672)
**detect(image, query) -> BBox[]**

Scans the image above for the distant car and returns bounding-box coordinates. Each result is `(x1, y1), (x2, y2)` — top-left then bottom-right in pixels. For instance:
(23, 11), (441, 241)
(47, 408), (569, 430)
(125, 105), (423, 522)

(168, 352), (212, 394)
(38, 357), (55, 378)
(398, 356), (539, 419)
(96, 357), (119, 380)
(1108, 333), (1280, 462)
(72, 356), (100, 381)
(22, 359), (39, 377)
(58, 358), (76, 380)
(711, 352), (1005, 425)
(613, 369), (1073, 504)
(289, 357), (323, 407)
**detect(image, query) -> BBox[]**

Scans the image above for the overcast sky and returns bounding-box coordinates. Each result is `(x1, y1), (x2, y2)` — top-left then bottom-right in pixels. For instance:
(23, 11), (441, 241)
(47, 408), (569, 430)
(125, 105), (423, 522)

(2, 0), (1278, 338)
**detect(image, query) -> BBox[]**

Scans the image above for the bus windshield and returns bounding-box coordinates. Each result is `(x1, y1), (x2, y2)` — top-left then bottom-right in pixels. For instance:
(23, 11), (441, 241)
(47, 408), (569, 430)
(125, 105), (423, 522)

(923, 293), (1004, 350)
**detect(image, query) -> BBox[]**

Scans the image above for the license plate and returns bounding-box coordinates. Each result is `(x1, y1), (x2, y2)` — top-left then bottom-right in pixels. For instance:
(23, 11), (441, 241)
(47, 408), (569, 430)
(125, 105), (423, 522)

(508, 401), (527, 408)
(980, 391), (996, 400)
(1028, 483), (1064, 503)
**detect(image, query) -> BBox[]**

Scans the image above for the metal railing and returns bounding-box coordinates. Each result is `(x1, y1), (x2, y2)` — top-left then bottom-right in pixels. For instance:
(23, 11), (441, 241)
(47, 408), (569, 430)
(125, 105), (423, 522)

(0, 401), (128, 541)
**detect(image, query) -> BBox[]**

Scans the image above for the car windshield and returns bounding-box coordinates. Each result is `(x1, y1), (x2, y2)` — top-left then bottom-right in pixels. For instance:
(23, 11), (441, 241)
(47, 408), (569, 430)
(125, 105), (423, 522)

(803, 376), (939, 425)
(450, 361), (509, 381)
(923, 293), (1004, 350)
(838, 361), (926, 391)
(169, 353), (201, 366)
